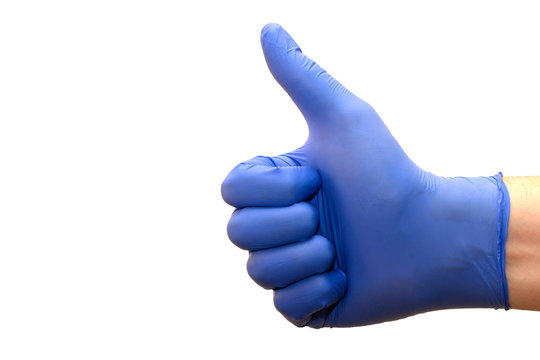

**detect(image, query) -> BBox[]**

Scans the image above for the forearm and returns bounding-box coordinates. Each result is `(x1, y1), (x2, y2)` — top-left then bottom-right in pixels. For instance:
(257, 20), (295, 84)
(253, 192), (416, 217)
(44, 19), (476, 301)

(503, 176), (540, 310)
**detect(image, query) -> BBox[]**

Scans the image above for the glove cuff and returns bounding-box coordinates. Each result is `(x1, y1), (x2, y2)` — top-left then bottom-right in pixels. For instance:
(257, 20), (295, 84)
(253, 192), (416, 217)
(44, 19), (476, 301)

(496, 172), (511, 310)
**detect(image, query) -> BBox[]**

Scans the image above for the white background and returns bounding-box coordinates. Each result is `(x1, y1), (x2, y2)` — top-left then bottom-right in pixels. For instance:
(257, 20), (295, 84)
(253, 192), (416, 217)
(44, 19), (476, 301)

(1, 1), (540, 359)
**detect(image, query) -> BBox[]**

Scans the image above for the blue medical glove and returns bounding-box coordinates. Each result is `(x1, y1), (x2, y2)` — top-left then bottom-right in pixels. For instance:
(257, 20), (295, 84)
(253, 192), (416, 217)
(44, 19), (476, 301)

(221, 23), (510, 328)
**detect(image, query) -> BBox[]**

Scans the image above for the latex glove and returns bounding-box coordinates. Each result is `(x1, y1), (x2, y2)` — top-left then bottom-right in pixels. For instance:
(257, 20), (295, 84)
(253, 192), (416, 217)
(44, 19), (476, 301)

(221, 23), (510, 328)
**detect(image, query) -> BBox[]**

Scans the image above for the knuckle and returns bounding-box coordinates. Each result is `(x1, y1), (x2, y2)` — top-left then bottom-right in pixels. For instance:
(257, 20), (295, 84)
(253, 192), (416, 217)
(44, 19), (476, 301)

(273, 293), (307, 324)
(226, 209), (248, 249)
(310, 236), (335, 268)
(220, 168), (240, 205)
(316, 235), (336, 260)
(273, 290), (289, 316)
(312, 274), (333, 294)
(293, 202), (319, 231)
(279, 169), (299, 199)
(246, 253), (265, 285)
(301, 201), (318, 216)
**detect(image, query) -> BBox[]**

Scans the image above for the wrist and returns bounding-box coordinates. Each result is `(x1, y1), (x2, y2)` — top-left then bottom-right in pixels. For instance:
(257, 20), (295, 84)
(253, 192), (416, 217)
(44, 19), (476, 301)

(425, 173), (509, 309)
(503, 176), (540, 311)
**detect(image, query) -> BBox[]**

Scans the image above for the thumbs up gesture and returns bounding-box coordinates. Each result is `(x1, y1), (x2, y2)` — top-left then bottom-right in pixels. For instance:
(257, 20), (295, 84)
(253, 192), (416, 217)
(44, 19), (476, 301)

(222, 24), (510, 328)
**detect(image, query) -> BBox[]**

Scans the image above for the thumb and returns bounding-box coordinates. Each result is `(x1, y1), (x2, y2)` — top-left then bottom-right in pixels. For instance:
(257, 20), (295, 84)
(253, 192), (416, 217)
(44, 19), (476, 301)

(261, 23), (358, 123)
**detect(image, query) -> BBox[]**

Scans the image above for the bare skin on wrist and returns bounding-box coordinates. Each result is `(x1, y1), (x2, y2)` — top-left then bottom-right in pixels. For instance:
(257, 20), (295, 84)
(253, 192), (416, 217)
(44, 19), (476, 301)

(503, 176), (540, 311)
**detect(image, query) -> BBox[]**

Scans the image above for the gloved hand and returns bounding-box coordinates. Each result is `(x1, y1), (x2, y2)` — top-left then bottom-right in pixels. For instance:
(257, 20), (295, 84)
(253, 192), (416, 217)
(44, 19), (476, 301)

(221, 23), (510, 328)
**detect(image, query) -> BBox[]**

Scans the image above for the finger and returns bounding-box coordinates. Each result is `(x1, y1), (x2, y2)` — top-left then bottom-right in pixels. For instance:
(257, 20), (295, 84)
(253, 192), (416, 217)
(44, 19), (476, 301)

(273, 269), (347, 327)
(221, 157), (320, 208)
(227, 202), (318, 251)
(247, 235), (335, 289)
(261, 23), (362, 123)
